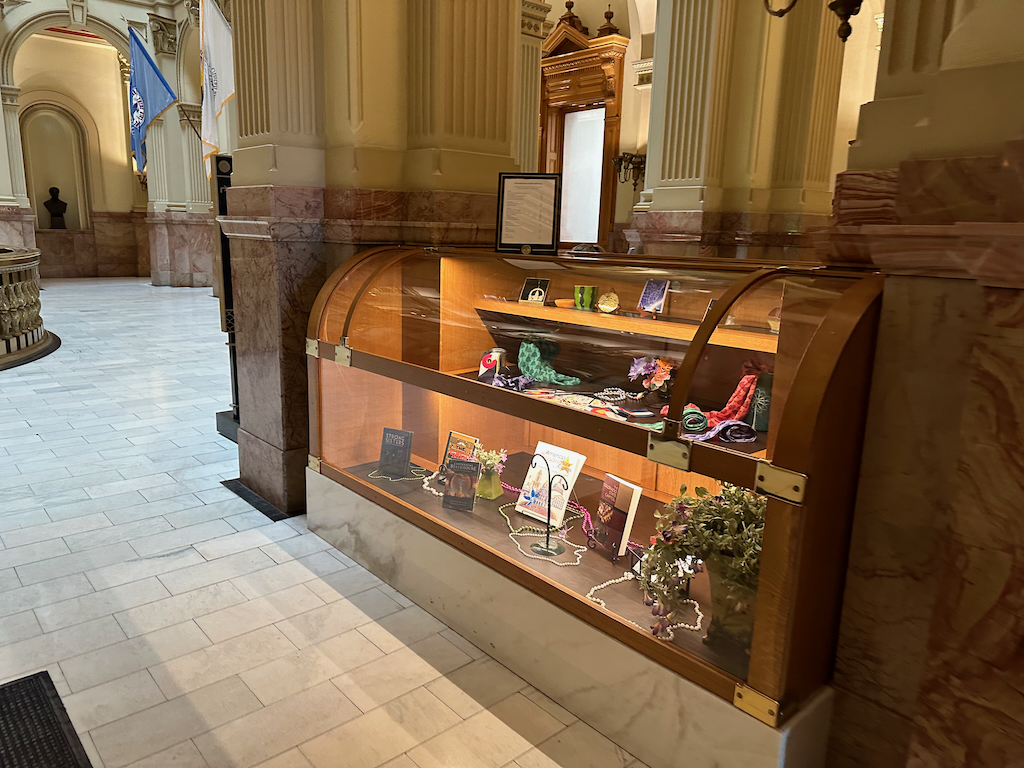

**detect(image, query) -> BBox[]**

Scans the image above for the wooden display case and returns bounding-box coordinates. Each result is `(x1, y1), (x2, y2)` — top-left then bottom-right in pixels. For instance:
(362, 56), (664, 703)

(306, 246), (882, 725)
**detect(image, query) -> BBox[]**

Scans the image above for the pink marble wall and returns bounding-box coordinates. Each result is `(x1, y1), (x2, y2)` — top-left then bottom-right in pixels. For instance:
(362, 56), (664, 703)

(36, 230), (97, 277)
(147, 212), (218, 287)
(0, 207), (37, 248)
(219, 183), (499, 512)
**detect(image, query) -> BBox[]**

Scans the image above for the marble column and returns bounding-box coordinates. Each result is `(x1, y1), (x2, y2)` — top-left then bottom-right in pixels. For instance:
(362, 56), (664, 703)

(220, 187), (326, 513)
(512, 1), (551, 173)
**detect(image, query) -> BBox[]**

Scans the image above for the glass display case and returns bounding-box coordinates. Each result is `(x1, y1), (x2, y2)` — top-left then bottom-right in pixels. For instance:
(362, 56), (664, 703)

(306, 246), (882, 724)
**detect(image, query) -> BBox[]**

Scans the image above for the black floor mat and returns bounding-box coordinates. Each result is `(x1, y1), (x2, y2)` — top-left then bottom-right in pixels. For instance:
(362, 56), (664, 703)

(0, 671), (92, 768)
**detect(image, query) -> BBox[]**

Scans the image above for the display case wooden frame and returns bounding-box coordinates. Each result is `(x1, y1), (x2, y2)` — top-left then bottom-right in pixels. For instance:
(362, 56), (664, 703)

(306, 246), (882, 725)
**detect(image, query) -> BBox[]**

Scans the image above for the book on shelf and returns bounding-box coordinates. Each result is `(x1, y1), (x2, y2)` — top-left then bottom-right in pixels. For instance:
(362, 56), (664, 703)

(638, 279), (670, 314)
(442, 459), (481, 511)
(514, 441), (587, 528)
(442, 431), (478, 466)
(378, 428), (413, 478)
(592, 473), (642, 559)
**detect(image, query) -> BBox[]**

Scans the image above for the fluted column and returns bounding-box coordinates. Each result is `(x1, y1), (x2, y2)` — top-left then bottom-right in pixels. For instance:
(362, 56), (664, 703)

(178, 103), (213, 212)
(405, 0), (518, 192)
(512, 0), (550, 173)
(233, 0), (325, 186)
(146, 117), (170, 210)
(637, 0), (736, 213)
(766, 0), (845, 214)
(1, 86), (29, 208)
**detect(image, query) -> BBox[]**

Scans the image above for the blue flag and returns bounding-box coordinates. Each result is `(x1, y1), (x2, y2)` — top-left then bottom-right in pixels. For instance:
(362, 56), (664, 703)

(128, 27), (176, 173)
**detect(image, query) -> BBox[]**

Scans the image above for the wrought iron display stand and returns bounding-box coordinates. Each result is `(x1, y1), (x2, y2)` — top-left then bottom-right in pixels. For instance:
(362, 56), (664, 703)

(528, 453), (568, 557)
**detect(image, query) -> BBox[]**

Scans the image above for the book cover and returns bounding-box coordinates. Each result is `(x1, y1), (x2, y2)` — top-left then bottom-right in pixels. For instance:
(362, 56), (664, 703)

(518, 278), (550, 304)
(592, 473), (642, 558)
(638, 279), (669, 314)
(378, 428), (413, 478)
(514, 441), (587, 528)
(442, 431), (478, 466)
(442, 459), (481, 511)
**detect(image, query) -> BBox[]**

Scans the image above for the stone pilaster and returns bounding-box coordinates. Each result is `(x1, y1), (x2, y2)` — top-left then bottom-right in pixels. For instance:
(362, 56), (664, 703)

(220, 186), (326, 513)
(512, 0), (551, 173)
(145, 117), (170, 211)
(405, 0), (518, 192)
(1, 86), (29, 209)
(637, 0), (736, 216)
(178, 103), (213, 212)
(232, 0), (325, 187)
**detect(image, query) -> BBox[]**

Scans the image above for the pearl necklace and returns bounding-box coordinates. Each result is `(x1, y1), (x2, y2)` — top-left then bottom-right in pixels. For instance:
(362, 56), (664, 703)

(497, 501), (586, 567)
(369, 467), (431, 483)
(586, 571), (703, 639)
(594, 387), (645, 403)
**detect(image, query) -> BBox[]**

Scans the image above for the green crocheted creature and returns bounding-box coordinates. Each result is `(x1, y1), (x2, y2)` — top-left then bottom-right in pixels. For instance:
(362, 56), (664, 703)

(517, 340), (581, 386)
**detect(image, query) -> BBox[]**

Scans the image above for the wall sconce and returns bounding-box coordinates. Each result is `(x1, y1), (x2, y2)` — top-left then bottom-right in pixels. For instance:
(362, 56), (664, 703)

(613, 153), (646, 191)
(764, 0), (862, 41)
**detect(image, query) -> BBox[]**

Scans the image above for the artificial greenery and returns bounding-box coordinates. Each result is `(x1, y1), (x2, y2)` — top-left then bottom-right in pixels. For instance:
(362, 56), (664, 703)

(639, 483), (766, 637)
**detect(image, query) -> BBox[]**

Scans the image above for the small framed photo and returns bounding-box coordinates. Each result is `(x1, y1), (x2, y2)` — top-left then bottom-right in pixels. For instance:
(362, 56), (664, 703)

(638, 279), (669, 315)
(496, 173), (561, 255)
(518, 278), (550, 304)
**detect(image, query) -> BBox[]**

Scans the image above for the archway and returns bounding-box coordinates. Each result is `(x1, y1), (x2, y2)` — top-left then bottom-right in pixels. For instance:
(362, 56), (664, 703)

(21, 104), (89, 230)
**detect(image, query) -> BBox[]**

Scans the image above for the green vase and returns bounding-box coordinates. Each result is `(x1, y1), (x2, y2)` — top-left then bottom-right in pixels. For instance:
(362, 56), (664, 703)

(476, 468), (504, 500)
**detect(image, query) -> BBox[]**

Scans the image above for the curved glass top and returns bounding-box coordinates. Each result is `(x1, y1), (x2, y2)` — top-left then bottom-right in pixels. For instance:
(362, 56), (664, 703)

(313, 248), (866, 460)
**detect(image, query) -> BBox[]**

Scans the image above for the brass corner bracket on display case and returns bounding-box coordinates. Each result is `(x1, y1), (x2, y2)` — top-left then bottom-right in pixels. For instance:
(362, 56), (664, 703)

(734, 683), (782, 727)
(335, 339), (352, 367)
(646, 434), (691, 471)
(755, 460), (807, 504)
(305, 338), (319, 358)
(308, 455), (321, 473)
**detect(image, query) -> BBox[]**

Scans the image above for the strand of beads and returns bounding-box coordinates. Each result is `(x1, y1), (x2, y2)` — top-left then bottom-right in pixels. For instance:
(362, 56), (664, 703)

(369, 467), (431, 483)
(585, 572), (703, 638)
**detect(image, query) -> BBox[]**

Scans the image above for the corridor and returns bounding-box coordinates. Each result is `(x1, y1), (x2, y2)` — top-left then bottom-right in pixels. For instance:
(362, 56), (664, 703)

(0, 279), (645, 768)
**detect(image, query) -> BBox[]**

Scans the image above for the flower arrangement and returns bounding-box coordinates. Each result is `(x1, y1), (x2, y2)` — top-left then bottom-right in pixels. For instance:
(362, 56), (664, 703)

(474, 446), (507, 474)
(639, 483), (766, 644)
(629, 356), (676, 392)
(473, 446), (508, 500)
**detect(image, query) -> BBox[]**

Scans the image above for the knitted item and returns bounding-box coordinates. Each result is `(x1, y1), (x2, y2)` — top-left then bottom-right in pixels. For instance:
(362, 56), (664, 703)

(516, 341), (581, 386)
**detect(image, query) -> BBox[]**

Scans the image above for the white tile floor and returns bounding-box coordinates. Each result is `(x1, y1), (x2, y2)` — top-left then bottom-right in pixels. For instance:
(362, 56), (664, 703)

(0, 279), (648, 768)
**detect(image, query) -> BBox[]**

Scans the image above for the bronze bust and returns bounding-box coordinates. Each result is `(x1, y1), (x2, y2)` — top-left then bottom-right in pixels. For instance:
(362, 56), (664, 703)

(44, 187), (67, 229)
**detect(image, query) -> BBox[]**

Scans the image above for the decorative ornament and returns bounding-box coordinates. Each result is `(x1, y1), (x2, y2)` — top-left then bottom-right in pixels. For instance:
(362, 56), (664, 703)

(597, 291), (619, 314)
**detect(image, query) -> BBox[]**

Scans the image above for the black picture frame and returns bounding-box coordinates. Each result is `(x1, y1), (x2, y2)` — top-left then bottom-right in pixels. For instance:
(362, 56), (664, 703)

(496, 173), (562, 255)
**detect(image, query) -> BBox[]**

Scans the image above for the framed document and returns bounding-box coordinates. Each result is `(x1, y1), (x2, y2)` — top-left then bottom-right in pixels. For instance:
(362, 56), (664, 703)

(496, 173), (561, 255)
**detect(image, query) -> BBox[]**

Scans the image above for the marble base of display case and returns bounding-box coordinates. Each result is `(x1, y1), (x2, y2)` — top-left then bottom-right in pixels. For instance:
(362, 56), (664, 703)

(306, 469), (833, 768)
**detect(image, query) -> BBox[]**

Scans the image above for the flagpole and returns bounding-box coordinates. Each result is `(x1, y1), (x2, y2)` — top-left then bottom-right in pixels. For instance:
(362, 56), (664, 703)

(181, 111), (203, 145)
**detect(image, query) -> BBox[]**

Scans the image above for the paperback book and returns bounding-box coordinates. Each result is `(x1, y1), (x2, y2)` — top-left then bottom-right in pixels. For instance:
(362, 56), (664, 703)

(514, 441), (587, 528)
(378, 428), (414, 478)
(592, 473), (642, 559)
(442, 459), (481, 511)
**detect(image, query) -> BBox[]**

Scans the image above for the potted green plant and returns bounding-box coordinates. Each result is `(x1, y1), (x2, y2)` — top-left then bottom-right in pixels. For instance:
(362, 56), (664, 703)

(474, 446), (507, 500)
(639, 483), (766, 651)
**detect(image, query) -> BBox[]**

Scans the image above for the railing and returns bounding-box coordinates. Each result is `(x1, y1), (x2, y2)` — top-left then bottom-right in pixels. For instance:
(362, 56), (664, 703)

(0, 247), (46, 359)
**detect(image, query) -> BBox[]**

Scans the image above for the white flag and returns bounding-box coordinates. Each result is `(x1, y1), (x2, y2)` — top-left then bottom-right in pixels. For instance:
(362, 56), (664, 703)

(201, 0), (234, 177)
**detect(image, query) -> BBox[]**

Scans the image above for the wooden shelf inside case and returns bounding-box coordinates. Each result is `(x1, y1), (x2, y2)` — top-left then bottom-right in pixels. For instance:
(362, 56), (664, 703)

(474, 299), (779, 353)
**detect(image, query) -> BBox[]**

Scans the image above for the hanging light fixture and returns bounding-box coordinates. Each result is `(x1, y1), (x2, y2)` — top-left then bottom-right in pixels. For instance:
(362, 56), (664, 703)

(764, 0), (862, 42)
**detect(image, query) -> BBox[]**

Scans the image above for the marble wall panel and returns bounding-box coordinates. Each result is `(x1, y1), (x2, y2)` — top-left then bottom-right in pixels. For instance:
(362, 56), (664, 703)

(826, 276), (982, 768)
(36, 230), (98, 278)
(133, 215), (150, 276)
(0, 208), (38, 248)
(168, 219), (192, 287)
(897, 157), (1003, 225)
(900, 286), (1024, 766)
(230, 232), (325, 512)
(225, 185), (324, 218)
